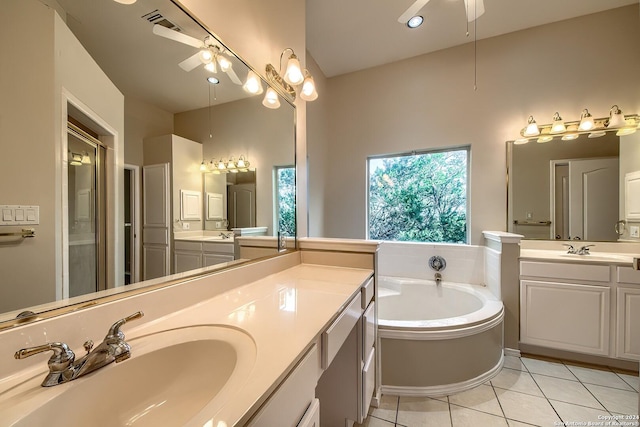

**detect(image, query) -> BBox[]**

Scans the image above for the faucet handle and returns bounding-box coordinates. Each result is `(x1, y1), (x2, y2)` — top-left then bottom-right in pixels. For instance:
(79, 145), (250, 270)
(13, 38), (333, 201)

(106, 311), (144, 340)
(562, 244), (575, 253)
(14, 342), (75, 372)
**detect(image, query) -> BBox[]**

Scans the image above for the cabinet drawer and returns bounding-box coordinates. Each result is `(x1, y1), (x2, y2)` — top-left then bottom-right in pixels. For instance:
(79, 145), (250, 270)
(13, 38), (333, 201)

(362, 347), (376, 419)
(322, 294), (362, 369)
(203, 241), (234, 255)
(363, 301), (375, 356)
(617, 266), (640, 285)
(203, 253), (234, 267)
(174, 241), (202, 251)
(520, 261), (610, 283)
(361, 276), (374, 309)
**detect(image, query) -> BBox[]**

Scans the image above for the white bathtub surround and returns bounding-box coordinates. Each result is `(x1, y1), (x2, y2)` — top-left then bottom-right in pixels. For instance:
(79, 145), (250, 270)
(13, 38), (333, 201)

(378, 241), (485, 285)
(0, 240), (379, 426)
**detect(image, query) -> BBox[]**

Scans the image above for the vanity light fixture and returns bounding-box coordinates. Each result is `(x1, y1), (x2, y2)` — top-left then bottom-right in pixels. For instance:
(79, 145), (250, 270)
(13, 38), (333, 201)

(81, 152), (91, 165)
(262, 88), (281, 109)
(578, 109), (595, 131)
(201, 156), (252, 174)
(264, 48), (318, 108)
(517, 105), (639, 144)
(69, 152), (83, 166)
(550, 112), (566, 134)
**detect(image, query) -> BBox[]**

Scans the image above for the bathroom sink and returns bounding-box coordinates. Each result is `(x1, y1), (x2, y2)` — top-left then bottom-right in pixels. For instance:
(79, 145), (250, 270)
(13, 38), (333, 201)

(1, 325), (256, 427)
(559, 253), (633, 263)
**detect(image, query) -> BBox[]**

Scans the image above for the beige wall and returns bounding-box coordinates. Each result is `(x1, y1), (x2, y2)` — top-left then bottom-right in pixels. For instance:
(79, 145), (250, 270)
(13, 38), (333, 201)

(124, 97), (174, 167)
(316, 6), (640, 244)
(175, 97), (294, 234)
(0, 0), (124, 313)
(171, 136), (205, 232)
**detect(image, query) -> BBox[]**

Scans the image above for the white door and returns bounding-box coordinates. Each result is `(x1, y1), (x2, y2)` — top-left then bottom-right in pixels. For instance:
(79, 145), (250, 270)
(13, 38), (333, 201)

(569, 158), (619, 241)
(228, 183), (256, 228)
(142, 163), (170, 280)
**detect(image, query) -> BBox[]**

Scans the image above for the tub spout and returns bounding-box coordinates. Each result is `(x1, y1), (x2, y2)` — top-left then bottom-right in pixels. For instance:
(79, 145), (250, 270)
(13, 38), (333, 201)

(434, 272), (442, 286)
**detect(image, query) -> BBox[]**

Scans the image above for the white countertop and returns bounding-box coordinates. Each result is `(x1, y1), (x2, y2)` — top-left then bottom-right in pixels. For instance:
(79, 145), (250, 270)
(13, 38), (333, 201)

(0, 263), (373, 427)
(520, 249), (636, 265)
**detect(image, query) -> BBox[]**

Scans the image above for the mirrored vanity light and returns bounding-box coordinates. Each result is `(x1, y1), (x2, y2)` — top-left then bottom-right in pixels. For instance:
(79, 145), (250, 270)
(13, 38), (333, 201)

(265, 48), (318, 105)
(518, 105), (639, 144)
(243, 70), (263, 95)
(201, 156), (252, 173)
(262, 87), (281, 109)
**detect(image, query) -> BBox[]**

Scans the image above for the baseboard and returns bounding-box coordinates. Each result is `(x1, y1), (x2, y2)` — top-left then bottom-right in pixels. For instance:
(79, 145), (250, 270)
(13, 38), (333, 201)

(504, 348), (521, 357)
(519, 343), (640, 372)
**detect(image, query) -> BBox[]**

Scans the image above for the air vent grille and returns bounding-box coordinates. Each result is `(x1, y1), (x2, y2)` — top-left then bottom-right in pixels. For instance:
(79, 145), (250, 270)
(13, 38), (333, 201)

(141, 9), (182, 32)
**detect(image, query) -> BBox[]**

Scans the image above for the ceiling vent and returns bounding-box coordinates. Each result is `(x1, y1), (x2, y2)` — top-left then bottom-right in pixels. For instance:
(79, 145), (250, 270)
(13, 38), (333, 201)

(142, 9), (182, 32)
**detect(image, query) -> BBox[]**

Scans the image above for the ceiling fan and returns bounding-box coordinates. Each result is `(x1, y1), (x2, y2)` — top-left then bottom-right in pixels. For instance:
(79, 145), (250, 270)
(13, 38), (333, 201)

(397, 0), (485, 24)
(152, 24), (242, 85)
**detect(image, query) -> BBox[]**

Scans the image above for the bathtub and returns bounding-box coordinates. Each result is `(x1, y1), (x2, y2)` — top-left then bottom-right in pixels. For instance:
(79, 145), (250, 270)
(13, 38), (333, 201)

(378, 276), (504, 397)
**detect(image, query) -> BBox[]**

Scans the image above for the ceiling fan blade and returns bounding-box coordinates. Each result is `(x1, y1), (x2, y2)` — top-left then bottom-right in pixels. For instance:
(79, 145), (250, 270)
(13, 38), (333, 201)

(224, 67), (242, 85)
(398, 0), (431, 24)
(178, 52), (202, 72)
(152, 24), (202, 49)
(464, 0), (485, 22)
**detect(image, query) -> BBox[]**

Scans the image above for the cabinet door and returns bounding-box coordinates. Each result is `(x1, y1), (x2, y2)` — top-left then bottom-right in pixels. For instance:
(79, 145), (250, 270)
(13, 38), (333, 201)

(203, 253), (234, 267)
(617, 287), (640, 360)
(521, 280), (610, 356)
(174, 251), (202, 273)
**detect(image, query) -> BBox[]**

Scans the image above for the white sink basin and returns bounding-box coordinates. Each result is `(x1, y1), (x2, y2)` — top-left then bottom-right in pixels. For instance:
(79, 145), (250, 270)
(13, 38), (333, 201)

(559, 253), (633, 263)
(0, 325), (256, 427)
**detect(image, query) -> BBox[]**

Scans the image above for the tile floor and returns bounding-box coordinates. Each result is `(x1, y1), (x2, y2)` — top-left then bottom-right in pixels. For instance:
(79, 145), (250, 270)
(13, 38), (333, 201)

(357, 355), (639, 427)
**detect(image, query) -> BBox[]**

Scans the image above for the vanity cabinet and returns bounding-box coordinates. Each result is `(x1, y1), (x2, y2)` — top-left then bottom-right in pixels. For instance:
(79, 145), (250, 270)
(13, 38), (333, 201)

(174, 240), (234, 273)
(520, 260), (640, 361)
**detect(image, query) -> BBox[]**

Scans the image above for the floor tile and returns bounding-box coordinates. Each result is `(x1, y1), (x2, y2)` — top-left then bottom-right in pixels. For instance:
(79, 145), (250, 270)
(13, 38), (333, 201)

(533, 374), (605, 409)
(521, 357), (576, 380)
(551, 400), (612, 425)
(490, 368), (544, 397)
(448, 384), (504, 417)
(369, 395), (398, 423)
(397, 396), (452, 427)
(450, 406), (509, 427)
(584, 383), (639, 415)
(567, 365), (635, 391)
(494, 388), (561, 426)
(617, 373), (640, 392)
(503, 355), (526, 371)
(355, 416), (396, 427)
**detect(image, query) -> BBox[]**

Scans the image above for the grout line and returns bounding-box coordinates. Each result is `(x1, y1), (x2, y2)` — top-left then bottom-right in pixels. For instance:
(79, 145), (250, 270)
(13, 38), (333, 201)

(491, 382), (508, 419)
(614, 371), (640, 393)
(560, 360), (625, 416)
(447, 395), (453, 427)
(521, 358), (566, 424)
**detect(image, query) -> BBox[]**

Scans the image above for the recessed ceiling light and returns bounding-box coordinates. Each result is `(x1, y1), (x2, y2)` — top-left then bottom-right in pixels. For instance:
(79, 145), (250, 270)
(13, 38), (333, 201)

(207, 77), (220, 84)
(407, 15), (424, 29)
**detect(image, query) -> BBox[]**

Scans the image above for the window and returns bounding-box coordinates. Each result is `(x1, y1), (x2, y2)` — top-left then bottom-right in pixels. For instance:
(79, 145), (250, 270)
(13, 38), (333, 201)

(275, 166), (296, 237)
(367, 147), (469, 244)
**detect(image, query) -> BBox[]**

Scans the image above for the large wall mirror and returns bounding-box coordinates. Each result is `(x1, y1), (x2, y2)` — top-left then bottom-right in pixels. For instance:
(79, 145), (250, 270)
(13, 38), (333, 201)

(507, 132), (640, 241)
(0, 0), (296, 328)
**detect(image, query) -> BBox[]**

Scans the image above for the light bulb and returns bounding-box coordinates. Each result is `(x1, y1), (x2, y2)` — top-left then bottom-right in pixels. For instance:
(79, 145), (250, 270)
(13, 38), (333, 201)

(262, 88), (281, 109)
(523, 116), (540, 137)
(283, 54), (304, 85)
(217, 56), (232, 72)
(550, 112), (566, 133)
(243, 70), (263, 94)
(300, 75), (318, 101)
(198, 49), (213, 64)
(578, 109), (595, 131)
(204, 62), (217, 73)
(406, 16), (424, 28)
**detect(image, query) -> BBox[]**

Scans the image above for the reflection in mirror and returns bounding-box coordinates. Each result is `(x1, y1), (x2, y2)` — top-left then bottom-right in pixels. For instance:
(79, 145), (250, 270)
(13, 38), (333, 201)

(508, 132), (640, 242)
(0, 0), (295, 328)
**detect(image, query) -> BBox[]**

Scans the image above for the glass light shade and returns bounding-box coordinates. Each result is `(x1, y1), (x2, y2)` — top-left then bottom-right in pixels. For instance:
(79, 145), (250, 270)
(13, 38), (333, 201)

(550, 112), (566, 133)
(513, 138), (529, 145)
(608, 106), (626, 128)
(283, 54), (304, 85)
(617, 128), (637, 136)
(523, 116), (540, 136)
(237, 156), (246, 168)
(69, 153), (83, 166)
(217, 159), (226, 170)
(537, 136), (553, 143)
(562, 133), (579, 141)
(262, 88), (281, 109)
(578, 109), (594, 131)
(300, 76), (318, 101)
(200, 161), (208, 172)
(198, 49), (213, 64)
(217, 56), (232, 72)
(243, 71), (263, 94)
(113, 0), (136, 4)
(81, 152), (91, 164)
(588, 131), (606, 138)
(204, 62), (217, 73)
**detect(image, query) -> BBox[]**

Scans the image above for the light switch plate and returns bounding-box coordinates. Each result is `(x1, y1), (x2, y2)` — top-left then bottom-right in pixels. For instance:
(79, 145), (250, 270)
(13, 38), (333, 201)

(630, 226), (640, 238)
(0, 205), (39, 225)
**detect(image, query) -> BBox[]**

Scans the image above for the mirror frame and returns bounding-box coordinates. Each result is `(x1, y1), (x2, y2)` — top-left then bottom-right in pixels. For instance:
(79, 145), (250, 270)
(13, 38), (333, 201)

(0, 0), (298, 331)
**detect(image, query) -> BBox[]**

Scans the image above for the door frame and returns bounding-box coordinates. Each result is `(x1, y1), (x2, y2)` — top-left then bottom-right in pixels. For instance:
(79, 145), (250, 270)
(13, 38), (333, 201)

(124, 164), (141, 284)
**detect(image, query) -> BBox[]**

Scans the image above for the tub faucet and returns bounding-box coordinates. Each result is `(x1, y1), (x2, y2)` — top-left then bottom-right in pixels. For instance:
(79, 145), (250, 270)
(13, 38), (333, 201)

(14, 311), (143, 387)
(434, 272), (442, 286)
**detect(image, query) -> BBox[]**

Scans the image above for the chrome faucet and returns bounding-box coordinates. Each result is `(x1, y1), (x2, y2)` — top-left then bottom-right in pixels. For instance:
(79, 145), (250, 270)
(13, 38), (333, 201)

(562, 244), (577, 254)
(577, 244), (595, 255)
(434, 272), (442, 286)
(14, 311), (143, 387)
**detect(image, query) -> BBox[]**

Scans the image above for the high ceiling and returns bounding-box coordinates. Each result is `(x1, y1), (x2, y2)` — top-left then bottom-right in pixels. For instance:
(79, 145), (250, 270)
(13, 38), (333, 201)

(306, 0), (638, 78)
